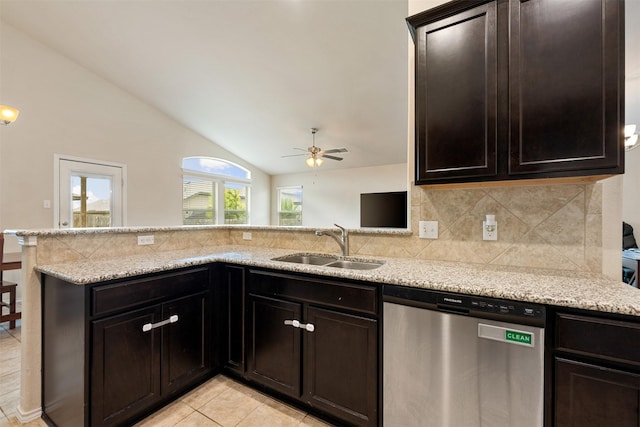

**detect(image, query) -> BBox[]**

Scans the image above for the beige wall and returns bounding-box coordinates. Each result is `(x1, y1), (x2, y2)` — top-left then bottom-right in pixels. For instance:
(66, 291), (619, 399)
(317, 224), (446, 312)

(0, 22), (271, 251)
(271, 163), (407, 228)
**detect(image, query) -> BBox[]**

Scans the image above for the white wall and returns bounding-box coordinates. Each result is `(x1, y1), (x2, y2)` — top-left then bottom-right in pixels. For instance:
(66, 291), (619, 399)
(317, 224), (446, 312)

(623, 0), (640, 238)
(0, 22), (271, 252)
(622, 146), (640, 234)
(272, 163), (407, 228)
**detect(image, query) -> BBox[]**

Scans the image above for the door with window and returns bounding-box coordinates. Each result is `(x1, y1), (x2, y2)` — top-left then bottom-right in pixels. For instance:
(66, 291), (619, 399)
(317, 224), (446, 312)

(57, 157), (125, 228)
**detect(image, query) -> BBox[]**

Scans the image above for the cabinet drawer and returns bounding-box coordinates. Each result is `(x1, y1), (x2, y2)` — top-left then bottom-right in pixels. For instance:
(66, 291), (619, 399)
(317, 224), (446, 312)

(92, 268), (209, 317)
(556, 313), (640, 366)
(248, 270), (378, 316)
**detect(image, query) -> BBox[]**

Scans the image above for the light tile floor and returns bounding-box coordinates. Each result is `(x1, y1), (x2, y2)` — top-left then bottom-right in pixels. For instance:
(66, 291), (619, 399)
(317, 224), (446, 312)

(0, 318), (334, 427)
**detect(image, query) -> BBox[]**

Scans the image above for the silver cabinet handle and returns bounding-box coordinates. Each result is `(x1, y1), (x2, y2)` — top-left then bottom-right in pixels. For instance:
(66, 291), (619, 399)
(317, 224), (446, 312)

(142, 314), (179, 332)
(284, 319), (301, 328)
(284, 319), (315, 332)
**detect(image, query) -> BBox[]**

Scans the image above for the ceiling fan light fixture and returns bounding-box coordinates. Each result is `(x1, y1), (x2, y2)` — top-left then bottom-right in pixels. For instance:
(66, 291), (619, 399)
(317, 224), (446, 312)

(306, 155), (323, 168)
(306, 156), (316, 167)
(281, 127), (347, 167)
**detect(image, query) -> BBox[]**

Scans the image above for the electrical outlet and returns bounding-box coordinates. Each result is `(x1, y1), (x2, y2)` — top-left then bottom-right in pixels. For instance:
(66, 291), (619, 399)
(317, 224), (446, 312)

(483, 221), (498, 241)
(419, 220), (438, 239)
(43, 200), (51, 209)
(137, 235), (155, 245)
(242, 232), (252, 241)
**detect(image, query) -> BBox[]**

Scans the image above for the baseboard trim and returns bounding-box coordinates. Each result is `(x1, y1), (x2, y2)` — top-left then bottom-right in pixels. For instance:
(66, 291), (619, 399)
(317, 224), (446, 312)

(16, 405), (42, 423)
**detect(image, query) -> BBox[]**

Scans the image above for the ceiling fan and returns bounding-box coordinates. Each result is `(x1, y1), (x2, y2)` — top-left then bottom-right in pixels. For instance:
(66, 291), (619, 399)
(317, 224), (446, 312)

(282, 128), (348, 168)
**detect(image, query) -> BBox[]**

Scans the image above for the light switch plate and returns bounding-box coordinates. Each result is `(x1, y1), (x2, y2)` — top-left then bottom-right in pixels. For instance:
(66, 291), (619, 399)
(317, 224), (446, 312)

(242, 232), (252, 241)
(419, 221), (438, 239)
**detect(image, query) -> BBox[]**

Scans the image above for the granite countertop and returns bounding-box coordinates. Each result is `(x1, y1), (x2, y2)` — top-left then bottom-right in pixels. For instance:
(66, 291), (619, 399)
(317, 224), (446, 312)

(35, 245), (640, 317)
(8, 224), (412, 236)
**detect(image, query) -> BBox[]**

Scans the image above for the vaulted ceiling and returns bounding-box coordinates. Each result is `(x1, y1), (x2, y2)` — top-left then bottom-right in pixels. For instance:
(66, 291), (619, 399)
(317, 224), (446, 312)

(0, 0), (410, 175)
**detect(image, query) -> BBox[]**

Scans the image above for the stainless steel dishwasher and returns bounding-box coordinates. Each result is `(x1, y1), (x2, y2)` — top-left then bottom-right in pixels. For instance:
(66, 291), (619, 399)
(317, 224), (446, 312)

(383, 285), (545, 427)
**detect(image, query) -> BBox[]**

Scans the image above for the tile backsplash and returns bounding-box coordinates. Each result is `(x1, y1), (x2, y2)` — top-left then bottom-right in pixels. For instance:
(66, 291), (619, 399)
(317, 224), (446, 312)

(409, 182), (601, 272)
(35, 182), (603, 273)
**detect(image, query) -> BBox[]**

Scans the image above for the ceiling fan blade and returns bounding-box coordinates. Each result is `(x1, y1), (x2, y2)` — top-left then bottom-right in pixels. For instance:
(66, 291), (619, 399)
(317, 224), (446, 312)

(281, 153), (308, 158)
(323, 148), (348, 154)
(322, 155), (343, 161)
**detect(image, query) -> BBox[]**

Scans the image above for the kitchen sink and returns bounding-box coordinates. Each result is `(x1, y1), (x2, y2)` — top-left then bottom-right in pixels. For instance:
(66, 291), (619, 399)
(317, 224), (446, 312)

(325, 260), (385, 270)
(272, 253), (385, 270)
(272, 253), (339, 265)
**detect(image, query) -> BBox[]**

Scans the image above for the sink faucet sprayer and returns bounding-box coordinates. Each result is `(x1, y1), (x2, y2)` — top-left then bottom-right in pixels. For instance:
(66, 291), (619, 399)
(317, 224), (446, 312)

(315, 224), (349, 256)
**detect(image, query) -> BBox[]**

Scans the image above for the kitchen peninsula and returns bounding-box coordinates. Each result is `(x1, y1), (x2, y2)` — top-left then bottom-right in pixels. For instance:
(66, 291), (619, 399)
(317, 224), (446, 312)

(33, 238), (638, 315)
(7, 224), (640, 426)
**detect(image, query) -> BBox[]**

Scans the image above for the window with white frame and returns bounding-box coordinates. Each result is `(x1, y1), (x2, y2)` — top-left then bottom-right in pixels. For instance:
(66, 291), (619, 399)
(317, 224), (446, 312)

(278, 186), (303, 226)
(182, 157), (251, 225)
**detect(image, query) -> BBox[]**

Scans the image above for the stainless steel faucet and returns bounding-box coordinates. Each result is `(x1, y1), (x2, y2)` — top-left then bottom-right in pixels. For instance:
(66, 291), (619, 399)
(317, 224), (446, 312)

(315, 224), (349, 256)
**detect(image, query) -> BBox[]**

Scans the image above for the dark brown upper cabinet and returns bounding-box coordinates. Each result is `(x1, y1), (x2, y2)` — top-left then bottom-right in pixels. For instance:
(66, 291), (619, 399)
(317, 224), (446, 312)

(408, 0), (624, 186)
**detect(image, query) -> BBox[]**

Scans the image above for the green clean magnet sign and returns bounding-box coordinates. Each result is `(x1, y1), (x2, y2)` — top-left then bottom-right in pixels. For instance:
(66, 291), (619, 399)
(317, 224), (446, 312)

(478, 324), (536, 347)
(505, 330), (532, 346)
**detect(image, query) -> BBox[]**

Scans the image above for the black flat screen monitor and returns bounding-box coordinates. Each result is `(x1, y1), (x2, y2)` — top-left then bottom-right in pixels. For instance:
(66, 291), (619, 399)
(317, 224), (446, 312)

(360, 191), (407, 228)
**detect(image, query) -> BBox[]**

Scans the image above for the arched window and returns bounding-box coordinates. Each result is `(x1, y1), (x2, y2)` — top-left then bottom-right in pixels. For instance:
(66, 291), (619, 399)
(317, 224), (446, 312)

(182, 157), (251, 225)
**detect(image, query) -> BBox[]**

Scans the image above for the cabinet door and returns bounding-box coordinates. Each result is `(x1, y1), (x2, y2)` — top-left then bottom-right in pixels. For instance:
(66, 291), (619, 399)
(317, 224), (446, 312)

(247, 294), (302, 399)
(304, 306), (378, 427)
(509, 0), (623, 176)
(555, 358), (640, 427)
(91, 306), (161, 427)
(162, 291), (212, 396)
(225, 265), (245, 373)
(413, 1), (498, 184)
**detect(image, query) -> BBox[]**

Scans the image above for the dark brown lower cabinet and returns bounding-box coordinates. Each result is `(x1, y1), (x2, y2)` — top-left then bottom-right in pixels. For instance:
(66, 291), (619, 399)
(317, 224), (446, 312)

(43, 267), (214, 427)
(247, 294), (302, 398)
(91, 292), (211, 426)
(223, 264), (246, 374)
(304, 306), (377, 427)
(163, 293), (212, 395)
(91, 306), (162, 427)
(246, 269), (379, 427)
(554, 312), (640, 426)
(555, 358), (640, 427)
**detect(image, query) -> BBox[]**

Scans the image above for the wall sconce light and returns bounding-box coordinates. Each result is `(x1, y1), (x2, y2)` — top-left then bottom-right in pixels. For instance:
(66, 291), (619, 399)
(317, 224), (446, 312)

(625, 124), (639, 152)
(0, 105), (20, 126)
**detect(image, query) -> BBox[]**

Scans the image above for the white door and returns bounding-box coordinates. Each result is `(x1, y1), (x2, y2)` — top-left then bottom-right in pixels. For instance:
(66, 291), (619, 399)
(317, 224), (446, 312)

(56, 156), (126, 228)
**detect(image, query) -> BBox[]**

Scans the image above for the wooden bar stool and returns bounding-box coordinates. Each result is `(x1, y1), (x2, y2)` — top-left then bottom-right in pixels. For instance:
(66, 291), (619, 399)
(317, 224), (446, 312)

(1, 234), (21, 329)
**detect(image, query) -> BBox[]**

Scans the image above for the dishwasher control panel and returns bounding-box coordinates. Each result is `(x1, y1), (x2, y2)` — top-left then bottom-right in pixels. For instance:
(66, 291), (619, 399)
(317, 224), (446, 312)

(383, 284), (546, 326)
(464, 297), (544, 319)
(437, 293), (545, 318)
